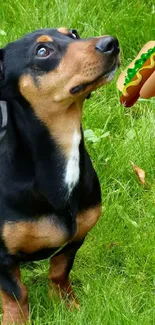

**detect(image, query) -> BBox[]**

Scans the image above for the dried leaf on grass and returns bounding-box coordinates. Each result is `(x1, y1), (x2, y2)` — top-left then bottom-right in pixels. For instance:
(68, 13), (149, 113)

(130, 161), (145, 185)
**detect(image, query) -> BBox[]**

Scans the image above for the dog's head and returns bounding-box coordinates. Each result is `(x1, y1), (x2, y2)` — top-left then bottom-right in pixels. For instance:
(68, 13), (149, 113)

(0, 28), (120, 110)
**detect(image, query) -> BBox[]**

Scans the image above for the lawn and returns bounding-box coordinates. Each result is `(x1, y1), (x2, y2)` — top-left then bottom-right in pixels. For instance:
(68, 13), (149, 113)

(0, 0), (155, 324)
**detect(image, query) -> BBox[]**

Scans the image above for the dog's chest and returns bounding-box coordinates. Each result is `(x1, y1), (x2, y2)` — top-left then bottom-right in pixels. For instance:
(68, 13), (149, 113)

(2, 216), (68, 255)
(65, 130), (80, 193)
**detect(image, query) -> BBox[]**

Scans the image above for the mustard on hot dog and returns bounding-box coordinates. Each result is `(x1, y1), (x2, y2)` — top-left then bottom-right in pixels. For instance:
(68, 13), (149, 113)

(117, 41), (155, 106)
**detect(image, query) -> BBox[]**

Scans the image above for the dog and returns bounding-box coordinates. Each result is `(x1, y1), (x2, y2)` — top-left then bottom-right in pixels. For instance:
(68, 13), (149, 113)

(0, 27), (120, 324)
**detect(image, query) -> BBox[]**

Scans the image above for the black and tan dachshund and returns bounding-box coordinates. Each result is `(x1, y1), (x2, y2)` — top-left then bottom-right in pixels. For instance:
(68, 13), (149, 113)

(0, 27), (120, 324)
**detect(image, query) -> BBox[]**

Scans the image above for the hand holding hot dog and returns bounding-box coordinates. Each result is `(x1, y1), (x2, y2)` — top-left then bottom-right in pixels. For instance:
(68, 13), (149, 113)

(117, 41), (155, 107)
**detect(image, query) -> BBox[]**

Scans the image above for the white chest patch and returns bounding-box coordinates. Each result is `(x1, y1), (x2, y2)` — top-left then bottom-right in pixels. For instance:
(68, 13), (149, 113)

(65, 130), (80, 194)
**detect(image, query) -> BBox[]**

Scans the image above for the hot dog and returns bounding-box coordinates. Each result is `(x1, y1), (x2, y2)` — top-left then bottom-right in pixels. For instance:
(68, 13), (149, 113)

(117, 41), (155, 107)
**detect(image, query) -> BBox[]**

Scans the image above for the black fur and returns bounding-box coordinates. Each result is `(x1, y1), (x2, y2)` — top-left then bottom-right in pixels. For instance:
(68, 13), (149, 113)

(0, 28), (102, 300)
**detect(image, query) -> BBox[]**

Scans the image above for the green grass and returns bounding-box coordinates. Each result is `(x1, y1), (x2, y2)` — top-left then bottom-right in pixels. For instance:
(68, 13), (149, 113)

(0, 0), (155, 324)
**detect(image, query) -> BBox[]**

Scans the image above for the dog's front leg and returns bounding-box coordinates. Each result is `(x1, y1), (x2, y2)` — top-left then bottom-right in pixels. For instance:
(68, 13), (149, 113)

(48, 204), (101, 308)
(48, 240), (84, 309)
(0, 265), (29, 325)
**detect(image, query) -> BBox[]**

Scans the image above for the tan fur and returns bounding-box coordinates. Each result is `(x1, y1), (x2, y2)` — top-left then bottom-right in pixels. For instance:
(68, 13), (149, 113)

(36, 35), (53, 42)
(57, 27), (69, 35)
(19, 73), (83, 157)
(19, 38), (111, 158)
(48, 203), (101, 306)
(73, 205), (102, 241)
(49, 254), (80, 308)
(2, 217), (68, 254)
(1, 267), (29, 325)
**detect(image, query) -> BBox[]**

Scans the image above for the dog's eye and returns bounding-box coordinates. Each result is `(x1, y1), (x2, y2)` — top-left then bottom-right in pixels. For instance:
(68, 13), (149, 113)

(69, 29), (80, 40)
(36, 46), (51, 57)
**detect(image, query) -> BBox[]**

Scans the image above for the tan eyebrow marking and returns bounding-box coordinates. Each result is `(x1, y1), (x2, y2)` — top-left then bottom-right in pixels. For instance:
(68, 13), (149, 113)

(57, 27), (69, 35)
(36, 35), (53, 43)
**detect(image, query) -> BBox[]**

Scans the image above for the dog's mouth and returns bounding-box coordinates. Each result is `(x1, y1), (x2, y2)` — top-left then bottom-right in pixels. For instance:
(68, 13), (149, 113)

(70, 63), (119, 95)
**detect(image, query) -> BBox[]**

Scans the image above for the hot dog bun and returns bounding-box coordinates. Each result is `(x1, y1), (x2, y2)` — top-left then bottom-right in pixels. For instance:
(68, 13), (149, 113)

(117, 41), (155, 107)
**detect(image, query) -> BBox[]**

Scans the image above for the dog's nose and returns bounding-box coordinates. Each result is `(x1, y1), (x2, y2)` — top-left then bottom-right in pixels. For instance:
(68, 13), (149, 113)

(95, 36), (120, 55)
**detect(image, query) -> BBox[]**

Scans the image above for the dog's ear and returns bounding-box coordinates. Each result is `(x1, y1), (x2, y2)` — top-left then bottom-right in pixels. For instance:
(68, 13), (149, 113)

(0, 49), (4, 81)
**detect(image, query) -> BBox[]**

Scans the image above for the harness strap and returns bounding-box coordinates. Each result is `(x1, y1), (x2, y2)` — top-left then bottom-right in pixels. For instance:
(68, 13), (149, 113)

(0, 100), (8, 141)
